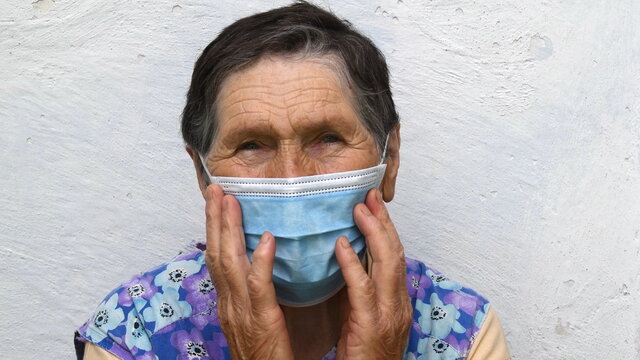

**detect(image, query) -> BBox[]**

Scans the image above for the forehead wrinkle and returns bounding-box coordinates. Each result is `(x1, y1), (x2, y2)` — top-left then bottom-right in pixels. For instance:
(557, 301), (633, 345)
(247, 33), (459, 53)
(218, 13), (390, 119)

(259, 74), (334, 90)
(223, 73), (332, 98)
(220, 96), (267, 113)
(220, 84), (271, 101)
(225, 83), (342, 109)
(220, 115), (275, 141)
(283, 87), (342, 105)
(216, 57), (364, 146)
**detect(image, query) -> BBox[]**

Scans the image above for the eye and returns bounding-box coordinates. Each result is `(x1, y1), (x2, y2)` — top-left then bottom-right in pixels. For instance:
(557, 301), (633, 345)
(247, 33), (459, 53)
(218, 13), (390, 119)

(321, 134), (342, 144)
(238, 141), (260, 151)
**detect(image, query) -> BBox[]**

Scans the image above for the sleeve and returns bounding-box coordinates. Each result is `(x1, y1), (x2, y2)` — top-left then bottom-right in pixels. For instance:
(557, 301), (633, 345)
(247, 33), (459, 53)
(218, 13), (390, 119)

(83, 342), (124, 360)
(74, 292), (138, 360)
(467, 307), (511, 360)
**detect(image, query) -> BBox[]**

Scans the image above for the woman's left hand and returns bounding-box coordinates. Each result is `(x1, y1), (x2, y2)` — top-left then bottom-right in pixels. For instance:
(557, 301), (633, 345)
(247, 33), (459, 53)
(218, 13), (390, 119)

(334, 188), (413, 360)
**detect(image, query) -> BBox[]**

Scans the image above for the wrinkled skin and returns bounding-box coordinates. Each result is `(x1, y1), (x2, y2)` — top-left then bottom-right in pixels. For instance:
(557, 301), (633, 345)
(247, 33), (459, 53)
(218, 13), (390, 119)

(187, 56), (411, 359)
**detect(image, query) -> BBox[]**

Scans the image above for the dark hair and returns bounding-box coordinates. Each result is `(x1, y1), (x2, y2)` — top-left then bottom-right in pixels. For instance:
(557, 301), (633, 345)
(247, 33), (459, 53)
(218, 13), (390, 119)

(181, 1), (399, 156)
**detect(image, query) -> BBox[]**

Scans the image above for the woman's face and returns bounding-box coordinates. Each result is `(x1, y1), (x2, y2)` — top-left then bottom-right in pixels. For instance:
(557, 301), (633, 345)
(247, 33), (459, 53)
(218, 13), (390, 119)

(203, 56), (380, 178)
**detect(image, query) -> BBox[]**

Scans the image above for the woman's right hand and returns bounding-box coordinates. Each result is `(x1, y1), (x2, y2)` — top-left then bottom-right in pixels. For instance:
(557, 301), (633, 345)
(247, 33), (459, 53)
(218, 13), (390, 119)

(204, 184), (294, 360)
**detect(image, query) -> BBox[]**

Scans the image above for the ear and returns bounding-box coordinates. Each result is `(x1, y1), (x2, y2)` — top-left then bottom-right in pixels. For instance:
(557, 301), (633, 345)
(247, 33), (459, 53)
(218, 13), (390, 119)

(380, 124), (400, 202)
(185, 146), (208, 200)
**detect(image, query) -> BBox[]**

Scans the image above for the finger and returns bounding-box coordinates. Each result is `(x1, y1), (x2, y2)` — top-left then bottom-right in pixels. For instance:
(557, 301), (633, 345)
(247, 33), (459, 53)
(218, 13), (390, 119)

(220, 194), (251, 299)
(335, 236), (377, 319)
(247, 232), (280, 315)
(366, 189), (409, 300)
(365, 189), (402, 252)
(205, 184), (229, 294)
(353, 197), (405, 304)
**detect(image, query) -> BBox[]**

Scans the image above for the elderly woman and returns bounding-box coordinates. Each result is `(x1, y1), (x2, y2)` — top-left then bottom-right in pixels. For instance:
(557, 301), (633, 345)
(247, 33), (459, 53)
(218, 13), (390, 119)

(75, 2), (509, 359)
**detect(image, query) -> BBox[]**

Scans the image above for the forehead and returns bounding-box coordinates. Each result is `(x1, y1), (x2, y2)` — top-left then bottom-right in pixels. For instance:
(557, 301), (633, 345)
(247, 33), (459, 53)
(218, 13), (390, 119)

(215, 56), (359, 132)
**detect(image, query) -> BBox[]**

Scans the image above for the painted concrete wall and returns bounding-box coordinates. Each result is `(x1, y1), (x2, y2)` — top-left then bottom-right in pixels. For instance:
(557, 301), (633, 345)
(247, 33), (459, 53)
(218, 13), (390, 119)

(2, 0), (639, 358)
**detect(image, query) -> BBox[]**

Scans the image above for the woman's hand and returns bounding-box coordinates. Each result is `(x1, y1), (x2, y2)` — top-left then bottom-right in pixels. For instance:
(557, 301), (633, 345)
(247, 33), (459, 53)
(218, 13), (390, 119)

(204, 185), (294, 360)
(335, 188), (413, 360)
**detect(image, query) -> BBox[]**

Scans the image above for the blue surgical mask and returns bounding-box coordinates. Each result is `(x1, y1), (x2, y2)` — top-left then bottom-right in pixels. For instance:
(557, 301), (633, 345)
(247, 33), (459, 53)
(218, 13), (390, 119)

(199, 144), (388, 307)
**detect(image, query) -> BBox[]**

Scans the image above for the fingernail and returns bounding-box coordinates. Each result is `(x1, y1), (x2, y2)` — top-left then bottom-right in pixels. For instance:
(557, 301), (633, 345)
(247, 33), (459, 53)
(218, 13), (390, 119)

(261, 232), (272, 245)
(375, 189), (383, 204)
(340, 237), (350, 249)
(359, 204), (371, 217)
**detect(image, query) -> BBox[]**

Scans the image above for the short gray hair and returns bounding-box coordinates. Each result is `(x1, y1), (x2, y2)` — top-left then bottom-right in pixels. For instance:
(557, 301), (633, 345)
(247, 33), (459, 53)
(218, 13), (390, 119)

(181, 1), (399, 157)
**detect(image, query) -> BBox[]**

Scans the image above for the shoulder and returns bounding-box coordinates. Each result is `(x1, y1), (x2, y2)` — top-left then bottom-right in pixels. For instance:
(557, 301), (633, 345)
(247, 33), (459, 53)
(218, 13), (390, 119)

(404, 257), (491, 360)
(75, 248), (228, 359)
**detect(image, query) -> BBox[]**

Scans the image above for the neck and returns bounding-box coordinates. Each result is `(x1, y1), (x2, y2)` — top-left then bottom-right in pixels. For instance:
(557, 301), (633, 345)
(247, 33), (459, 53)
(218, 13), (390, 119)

(281, 254), (369, 359)
(282, 287), (350, 359)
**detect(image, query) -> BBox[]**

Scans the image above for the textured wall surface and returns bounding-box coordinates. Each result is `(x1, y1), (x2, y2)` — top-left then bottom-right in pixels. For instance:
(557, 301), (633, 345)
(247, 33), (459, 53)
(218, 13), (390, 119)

(1, 1), (639, 359)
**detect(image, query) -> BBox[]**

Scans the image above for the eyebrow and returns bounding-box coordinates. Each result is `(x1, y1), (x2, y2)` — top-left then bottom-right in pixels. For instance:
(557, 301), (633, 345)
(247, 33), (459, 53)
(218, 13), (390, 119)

(219, 115), (356, 146)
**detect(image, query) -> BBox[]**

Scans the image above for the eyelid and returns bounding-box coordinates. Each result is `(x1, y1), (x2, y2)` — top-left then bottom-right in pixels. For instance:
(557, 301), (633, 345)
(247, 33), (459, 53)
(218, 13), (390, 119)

(320, 133), (342, 143)
(238, 140), (261, 151)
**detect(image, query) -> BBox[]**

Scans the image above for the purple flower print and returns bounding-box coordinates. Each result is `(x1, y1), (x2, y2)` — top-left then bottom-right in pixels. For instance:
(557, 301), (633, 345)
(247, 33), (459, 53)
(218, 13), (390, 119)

(443, 290), (483, 317)
(135, 353), (159, 360)
(118, 274), (158, 307)
(405, 257), (421, 272)
(406, 270), (432, 299)
(182, 266), (216, 314)
(174, 246), (203, 262)
(191, 308), (219, 330)
(444, 333), (470, 355)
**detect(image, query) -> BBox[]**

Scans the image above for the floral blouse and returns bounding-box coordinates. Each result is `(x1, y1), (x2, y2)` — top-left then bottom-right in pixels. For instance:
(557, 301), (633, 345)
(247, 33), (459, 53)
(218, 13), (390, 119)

(75, 244), (490, 360)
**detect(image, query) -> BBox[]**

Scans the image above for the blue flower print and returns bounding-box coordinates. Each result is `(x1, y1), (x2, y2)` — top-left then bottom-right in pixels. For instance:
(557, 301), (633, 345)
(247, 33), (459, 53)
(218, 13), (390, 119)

(474, 303), (489, 329)
(124, 312), (152, 351)
(142, 287), (192, 332)
(154, 259), (202, 290)
(426, 269), (462, 291)
(417, 293), (465, 340)
(85, 293), (125, 343)
(416, 337), (459, 360)
(403, 352), (418, 360)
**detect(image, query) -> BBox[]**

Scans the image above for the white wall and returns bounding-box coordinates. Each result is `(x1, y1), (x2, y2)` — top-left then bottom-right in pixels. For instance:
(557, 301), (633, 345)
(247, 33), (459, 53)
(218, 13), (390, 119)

(2, 0), (639, 358)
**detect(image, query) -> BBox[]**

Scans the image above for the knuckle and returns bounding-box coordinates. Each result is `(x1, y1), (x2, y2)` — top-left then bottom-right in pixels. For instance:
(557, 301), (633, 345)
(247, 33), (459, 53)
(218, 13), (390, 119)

(359, 277), (376, 297)
(205, 203), (217, 220)
(401, 301), (413, 326)
(204, 252), (218, 266)
(208, 272), (224, 290)
(246, 272), (263, 296)
(220, 256), (236, 275)
(396, 243), (406, 257)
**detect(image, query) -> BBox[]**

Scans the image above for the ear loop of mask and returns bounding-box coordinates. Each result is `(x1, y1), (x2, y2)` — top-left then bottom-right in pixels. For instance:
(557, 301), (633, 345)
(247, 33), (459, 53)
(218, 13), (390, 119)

(199, 132), (390, 184)
(379, 132), (390, 165)
(199, 152), (212, 187)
